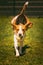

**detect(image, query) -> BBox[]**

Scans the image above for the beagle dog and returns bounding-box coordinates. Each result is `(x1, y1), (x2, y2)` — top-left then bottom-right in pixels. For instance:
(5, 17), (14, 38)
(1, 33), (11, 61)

(11, 2), (32, 57)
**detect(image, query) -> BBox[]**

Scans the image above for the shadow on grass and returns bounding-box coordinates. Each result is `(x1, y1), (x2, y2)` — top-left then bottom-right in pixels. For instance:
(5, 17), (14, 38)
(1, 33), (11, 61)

(13, 45), (30, 56)
(21, 45), (30, 56)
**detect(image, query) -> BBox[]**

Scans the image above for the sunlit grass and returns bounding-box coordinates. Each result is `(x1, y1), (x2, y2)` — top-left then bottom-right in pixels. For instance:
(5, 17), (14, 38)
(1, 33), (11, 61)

(0, 16), (43, 65)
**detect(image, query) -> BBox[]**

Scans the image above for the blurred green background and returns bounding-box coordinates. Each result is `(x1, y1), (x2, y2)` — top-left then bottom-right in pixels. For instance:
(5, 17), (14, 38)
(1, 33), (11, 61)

(0, 16), (43, 65)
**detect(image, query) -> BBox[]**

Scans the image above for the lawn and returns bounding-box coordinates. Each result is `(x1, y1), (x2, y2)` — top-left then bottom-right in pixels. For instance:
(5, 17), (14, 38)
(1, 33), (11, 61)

(0, 16), (43, 65)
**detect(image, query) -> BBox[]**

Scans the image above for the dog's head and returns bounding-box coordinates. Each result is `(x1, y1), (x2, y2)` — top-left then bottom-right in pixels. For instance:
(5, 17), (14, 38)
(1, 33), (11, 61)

(11, 15), (32, 39)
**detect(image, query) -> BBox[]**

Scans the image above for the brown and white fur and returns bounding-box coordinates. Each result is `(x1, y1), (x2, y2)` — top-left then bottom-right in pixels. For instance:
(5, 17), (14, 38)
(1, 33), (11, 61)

(11, 2), (32, 57)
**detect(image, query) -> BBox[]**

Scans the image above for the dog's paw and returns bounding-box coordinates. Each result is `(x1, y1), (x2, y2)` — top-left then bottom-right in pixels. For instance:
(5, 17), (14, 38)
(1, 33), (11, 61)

(16, 52), (20, 57)
(16, 54), (20, 57)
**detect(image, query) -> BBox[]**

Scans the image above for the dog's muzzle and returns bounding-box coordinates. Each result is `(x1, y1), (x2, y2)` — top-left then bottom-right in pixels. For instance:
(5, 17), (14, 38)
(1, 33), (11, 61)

(19, 34), (23, 39)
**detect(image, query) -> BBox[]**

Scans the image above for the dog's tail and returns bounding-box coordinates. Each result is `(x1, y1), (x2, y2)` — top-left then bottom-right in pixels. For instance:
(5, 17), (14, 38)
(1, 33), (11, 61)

(19, 1), (29, 15)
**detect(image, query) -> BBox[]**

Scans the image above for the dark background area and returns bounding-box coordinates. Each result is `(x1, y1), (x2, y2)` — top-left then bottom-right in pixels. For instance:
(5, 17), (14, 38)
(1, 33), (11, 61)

(0, 0), (43, 17)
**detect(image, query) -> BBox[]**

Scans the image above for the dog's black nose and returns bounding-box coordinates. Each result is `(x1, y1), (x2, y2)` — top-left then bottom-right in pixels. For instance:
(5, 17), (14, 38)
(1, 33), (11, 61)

(19, 34), (22, 37)
(19, 34), (23, 38)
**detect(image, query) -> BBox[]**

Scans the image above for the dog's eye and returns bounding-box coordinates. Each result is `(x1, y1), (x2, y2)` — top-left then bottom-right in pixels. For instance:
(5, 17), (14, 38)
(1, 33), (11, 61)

(22, 29), (24, 31)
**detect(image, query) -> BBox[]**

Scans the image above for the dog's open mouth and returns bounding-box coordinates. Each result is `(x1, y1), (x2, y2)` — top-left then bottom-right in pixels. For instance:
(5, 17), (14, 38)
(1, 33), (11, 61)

(17, 35), (23, 41)
(19, 36), (23, 39)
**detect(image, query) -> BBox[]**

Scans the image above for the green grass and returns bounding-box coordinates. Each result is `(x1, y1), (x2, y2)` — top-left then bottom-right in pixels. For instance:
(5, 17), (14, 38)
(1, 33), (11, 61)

(0, 16), (43, 65)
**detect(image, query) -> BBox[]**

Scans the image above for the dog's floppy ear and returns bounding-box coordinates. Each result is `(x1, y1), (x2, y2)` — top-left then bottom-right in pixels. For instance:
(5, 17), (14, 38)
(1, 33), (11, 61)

(25, 21), (33, 28)
(25, 15), (33, 29)
(11, 17), (17, 30)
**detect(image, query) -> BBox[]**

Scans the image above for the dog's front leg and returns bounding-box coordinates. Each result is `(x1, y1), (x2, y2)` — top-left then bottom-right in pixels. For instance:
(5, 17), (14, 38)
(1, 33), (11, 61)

(19, 40), (23, 55)
(19, 35), (25, 55)
(14, 34), (20, 57)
